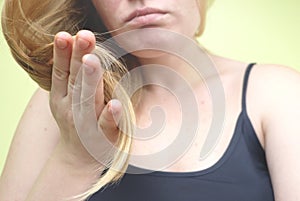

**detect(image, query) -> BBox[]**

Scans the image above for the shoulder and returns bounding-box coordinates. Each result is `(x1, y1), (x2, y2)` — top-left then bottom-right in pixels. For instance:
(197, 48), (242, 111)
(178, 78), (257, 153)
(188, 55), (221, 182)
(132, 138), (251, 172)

(20, 88), (57, 131)
(211, 59), (300, 198)
(23, 88), (51, 116)
(0, 88), (59, 201)
(247, 63), (300, 131)
(249, 63), (300, 119)
(239, 63), (300, 148)
(251, 63), (300, 90)
(32, 88), (49, 102)
(249, 64), (300, 199)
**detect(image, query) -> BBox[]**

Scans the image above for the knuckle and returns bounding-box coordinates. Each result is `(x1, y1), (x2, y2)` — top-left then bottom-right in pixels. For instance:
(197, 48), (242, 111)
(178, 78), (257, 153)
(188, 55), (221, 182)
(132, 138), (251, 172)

(52, 64), (69, 81)
(68, 80), (81, 94)
(68, 75), (76, 86)
(68, 81), (75, 93)
(58, 109), (76, 129)
(68, 74), (82, 91)
(65, 110), (75, 126)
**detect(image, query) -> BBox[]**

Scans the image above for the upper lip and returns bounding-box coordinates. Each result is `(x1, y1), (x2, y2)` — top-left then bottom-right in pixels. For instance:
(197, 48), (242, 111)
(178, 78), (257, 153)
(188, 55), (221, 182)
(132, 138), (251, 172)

(125, 7), (167, 22)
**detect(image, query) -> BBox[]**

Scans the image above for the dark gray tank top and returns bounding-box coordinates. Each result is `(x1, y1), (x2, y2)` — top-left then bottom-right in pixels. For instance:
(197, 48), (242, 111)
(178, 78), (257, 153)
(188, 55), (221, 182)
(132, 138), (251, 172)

(89, 63), (274, 201)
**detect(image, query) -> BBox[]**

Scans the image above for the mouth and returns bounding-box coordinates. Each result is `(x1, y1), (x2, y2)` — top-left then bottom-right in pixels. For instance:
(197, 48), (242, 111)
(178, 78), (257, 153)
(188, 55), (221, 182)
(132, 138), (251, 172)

(125, 7), (167, 25)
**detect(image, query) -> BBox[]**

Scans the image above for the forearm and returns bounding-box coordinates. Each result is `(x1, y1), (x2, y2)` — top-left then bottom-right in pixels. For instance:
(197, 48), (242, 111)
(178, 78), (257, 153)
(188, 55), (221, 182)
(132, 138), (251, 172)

(25, 141), (102, 201)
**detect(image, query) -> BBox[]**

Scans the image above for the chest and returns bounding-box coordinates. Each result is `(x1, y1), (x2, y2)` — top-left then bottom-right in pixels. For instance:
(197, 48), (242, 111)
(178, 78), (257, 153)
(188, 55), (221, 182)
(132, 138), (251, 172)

(129, 88), (241, 173)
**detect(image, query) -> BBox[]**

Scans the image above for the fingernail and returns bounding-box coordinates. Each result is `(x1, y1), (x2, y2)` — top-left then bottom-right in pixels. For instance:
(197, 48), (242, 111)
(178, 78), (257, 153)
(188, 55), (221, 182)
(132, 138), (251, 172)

(77, 37), (90, 50)
(82, 54), (100, 75)
(55, 38), (68, 49)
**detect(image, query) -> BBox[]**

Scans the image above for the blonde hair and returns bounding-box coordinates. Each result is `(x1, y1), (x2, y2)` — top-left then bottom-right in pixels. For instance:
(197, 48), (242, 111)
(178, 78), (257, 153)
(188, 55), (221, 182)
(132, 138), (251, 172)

(1, 0), (211, 200)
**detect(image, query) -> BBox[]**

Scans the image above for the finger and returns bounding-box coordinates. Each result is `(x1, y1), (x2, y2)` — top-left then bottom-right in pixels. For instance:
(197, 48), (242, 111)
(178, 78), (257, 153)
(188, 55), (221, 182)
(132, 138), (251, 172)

(99, 99), (123, 143)
(51, 32), (73, 98)
(68, 30), (96, 97)
(80, 54), (104, 115)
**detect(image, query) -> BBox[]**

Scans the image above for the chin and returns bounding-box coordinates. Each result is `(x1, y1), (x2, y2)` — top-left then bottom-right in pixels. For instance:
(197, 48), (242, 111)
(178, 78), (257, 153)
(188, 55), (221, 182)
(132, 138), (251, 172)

(113, 28), (183, 55)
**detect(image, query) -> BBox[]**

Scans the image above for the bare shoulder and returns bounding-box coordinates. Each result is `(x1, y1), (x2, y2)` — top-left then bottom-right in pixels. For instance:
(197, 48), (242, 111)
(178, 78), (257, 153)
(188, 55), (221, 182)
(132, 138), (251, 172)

(252, 63), (300, 89)
(248, 63), (300, 129)
(249, 64), (300, 199)
(29, 87), (50, 107)
(250, 63), (300, 119)
(19, 88), (57, 129)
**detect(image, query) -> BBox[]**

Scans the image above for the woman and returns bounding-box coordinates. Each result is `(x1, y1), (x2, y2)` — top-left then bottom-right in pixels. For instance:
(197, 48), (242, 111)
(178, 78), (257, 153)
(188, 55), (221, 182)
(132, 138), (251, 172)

(0, 0), (299, 200)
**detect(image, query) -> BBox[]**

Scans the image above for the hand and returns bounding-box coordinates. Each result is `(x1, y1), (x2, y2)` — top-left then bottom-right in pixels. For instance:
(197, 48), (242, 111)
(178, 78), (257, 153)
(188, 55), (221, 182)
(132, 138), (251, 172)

(50, 30), (122, 166)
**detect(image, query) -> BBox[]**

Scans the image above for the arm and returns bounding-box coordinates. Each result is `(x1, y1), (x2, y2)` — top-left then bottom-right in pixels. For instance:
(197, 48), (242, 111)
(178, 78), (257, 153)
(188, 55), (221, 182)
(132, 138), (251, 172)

(0, 88), (60, 201)
(25, 30), (101, 201)
(255, 65), (300, 200)
(25, 30), (121, 201)
(1, 31), (121, 201)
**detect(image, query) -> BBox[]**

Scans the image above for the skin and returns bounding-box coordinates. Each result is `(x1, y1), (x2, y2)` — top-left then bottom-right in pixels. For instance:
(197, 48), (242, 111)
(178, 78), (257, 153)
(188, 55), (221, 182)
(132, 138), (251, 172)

(0, 0), (300, 200)
(92, 0), (202, 60)
(92, 0), (201, 37)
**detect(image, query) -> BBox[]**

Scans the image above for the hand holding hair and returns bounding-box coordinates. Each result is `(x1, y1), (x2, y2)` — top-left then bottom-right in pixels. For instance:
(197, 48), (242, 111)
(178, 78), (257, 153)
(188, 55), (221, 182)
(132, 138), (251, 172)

(51, 30), (122, 166)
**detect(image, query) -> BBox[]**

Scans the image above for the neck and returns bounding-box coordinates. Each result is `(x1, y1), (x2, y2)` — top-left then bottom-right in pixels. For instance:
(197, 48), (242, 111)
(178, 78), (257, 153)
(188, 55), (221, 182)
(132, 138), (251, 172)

(134, 47), (219, 94)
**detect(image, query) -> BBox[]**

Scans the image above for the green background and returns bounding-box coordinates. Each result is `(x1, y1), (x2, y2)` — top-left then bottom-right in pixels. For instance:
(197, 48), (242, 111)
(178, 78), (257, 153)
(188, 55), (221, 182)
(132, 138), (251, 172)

(0, 0), (299, 173)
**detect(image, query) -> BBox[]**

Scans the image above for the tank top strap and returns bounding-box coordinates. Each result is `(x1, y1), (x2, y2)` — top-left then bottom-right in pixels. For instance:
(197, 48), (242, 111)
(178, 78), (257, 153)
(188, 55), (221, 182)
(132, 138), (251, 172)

(241, 63), (256, 112)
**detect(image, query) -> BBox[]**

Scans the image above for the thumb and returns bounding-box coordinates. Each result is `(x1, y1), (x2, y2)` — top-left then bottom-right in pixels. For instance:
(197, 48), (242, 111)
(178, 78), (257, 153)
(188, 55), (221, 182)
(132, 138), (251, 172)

(98, 99), (123, 143)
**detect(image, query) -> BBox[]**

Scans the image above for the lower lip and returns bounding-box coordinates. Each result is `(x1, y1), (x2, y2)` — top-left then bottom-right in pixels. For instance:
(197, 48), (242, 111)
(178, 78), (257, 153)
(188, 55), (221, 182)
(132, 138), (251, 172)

(128, 13), (166, 27)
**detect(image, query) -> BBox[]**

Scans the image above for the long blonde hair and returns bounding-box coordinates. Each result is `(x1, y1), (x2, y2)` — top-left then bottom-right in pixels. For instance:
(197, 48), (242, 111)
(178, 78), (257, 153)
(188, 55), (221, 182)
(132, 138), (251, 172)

(1, 0), (211, 200)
